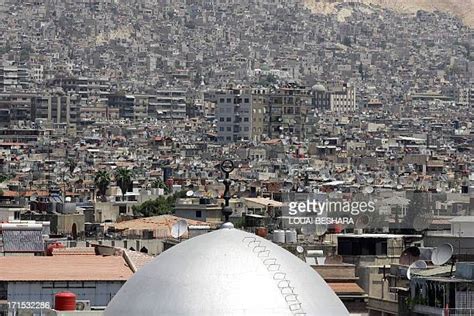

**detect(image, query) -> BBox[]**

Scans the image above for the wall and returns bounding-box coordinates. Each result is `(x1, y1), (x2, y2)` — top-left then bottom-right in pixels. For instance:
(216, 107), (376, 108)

(7, 281), (124, 307)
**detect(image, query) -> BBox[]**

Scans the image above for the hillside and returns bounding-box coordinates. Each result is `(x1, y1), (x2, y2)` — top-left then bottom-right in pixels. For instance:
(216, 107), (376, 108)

(303, 0), (474, 27)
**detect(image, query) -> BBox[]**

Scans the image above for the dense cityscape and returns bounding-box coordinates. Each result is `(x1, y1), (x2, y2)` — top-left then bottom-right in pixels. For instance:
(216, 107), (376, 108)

(0, 0), (473, 315)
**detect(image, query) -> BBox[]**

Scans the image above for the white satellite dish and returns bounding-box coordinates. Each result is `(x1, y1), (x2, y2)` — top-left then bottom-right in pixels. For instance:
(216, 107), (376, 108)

(296, 246), (304, 254)
(431, 243), (453, 266)
(367, 177), (374, 184)
(363, 186), (374, 194)
(171, 219), (188, 239)
(407, 260), (428, 280)
(186, 190), (194, 197)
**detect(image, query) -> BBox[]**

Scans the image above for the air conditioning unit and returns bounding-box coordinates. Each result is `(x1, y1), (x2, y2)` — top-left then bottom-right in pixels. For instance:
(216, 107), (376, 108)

(76, 300), (91, 311)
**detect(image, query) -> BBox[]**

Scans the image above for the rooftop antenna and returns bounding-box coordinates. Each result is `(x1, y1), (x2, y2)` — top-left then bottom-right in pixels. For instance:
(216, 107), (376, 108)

(221, 160), (234, 227)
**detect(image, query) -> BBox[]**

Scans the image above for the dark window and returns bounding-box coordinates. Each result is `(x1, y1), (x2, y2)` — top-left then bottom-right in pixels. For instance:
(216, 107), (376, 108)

(196, 210), (202, 218)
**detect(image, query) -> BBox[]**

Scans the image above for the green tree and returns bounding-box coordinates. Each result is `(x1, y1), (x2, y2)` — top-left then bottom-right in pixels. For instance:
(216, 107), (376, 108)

(115, 168), (133, 200)
(132, 191), (187, 217)
(94, 170), (110, 200)
(0, 173), (9, 183)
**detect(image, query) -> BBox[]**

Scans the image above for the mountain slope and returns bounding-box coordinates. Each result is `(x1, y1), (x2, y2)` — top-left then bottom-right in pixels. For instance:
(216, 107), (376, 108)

(303, 0), (474, 27)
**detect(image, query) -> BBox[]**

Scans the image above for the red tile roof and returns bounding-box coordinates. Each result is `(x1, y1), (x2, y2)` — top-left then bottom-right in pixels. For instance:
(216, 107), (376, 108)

(0, 255), (133, 281)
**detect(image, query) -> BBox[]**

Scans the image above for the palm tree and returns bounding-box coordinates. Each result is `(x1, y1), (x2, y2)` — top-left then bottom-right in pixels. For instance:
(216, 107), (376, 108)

(94, 170), (110, 201)
(115, 168), (133, 200)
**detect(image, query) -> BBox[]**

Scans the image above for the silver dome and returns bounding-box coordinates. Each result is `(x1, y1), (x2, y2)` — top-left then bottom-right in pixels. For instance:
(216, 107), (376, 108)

(105, 228), (349, 316)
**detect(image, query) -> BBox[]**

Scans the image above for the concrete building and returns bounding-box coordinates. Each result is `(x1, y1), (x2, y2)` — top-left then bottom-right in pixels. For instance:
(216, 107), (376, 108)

(174, 197), (222, 224)
(0, 93), (36, 127)
(0, 64), (30, 92)
(267, 84), (311, 139)
(150, 89), (187, 120)
(50, 77), (110, 105)
(313, 83), (357, 113)
(31, 93), (81, 128)
(0, 255), (132, 308)
(216, 87), (253, 143)
(107, 94), (148, 121)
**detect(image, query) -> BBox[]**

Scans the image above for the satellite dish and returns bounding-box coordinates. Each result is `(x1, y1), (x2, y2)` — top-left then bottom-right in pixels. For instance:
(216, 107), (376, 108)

(407, 260), (428, 280)
(296, 246), (304, 254)
(186, 190), (194, 197)
(363, 186), (374, 194)
(325, 255), (343, 264)
(396, 184), (403, 190)
(431, 243), (453, 266)
(171, 219), (188, 239)
(413, 213), (433, 231)
(419, 247), (434, 261)
(301, 223), (316, 235)
(367, 177), (374, 184)
(399, 246), (421, 265)
(314, 224), (328, 237)
(355, 214), (370, 229)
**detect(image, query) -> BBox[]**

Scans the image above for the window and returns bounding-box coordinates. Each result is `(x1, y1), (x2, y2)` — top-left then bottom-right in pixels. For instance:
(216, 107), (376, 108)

(243, 117), (249, 122)
(219, 98), (225, 103)
(226, 117), (231, 122)
(196, 210), (202, 218)
(220, 117), (224, 122)
(227, 127), (231, 131)
(244, 98), (250, 103)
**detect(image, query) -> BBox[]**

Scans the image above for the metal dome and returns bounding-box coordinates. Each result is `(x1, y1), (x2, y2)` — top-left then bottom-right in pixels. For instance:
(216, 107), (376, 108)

(105, 227), (349, 316)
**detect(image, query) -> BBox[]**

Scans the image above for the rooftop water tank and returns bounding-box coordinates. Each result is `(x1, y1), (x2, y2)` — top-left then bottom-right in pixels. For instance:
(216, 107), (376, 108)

(55, 292), (76, 311)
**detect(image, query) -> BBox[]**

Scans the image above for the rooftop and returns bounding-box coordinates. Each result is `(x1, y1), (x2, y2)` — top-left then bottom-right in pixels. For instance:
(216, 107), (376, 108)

(0, 255), (133, 281)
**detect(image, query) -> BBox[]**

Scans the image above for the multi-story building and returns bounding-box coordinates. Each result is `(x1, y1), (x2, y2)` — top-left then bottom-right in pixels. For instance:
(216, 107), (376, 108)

(108, 94), (149, 121)
(267, 84), (311, 139)
(216, 87), (253, 143)
(0, 93), (36, 127)
(251, 87), (269, 141)
(31, 92), (80, 128)
(49, 76), (111, 105)
(459, 82), (474, 107)
(0, 63), (30, 92)
(313, 83), (357, 113)
(149, 89), (187, 120)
